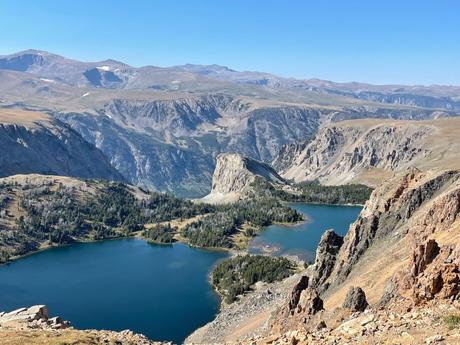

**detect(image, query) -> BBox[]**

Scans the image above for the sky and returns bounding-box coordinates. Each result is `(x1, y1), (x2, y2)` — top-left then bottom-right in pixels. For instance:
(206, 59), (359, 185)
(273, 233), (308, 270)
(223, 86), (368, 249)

(0, 0), (459, 85)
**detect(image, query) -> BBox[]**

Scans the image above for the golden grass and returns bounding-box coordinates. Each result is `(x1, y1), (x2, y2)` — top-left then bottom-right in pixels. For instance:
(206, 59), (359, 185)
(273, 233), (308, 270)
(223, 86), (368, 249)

(0, 329), (108, 345)
(0, 108), (50, 125)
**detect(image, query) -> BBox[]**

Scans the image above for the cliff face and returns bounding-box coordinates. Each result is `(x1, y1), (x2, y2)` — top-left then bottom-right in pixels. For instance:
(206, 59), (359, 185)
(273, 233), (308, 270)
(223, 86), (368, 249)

(318, 168), (460, 297)
(201, 152), (285, 203)
(266, 168), (460, 343)
(57, 96), (319, 197)
(194, 168), (460, 344)
(279, 118), (460, 187)
(0, 109), (122, 181)
(1, 50), (459, 198)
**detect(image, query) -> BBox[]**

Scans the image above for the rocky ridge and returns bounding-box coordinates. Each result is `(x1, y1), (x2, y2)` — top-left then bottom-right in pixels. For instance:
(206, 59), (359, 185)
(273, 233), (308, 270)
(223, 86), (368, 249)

(190, 168), (460, 344)
(56, 96), (323, 196)
(2, 50), (459, 197)
(0, 108), (123, 181)
(279, 117), (460, 187)
(2, 50), (460, 112)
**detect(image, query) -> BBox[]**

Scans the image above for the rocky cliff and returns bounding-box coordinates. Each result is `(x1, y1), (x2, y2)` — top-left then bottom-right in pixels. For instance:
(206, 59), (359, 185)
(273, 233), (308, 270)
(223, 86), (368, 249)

(201, 152), (285, 203)
(58, 94), (451, 197)
(190, 168), (460, 344)
(0, 108), (123, 181)
(56, 96), (321, 196)
(279, 117), (460, 187)
(272, 167), (460, 344)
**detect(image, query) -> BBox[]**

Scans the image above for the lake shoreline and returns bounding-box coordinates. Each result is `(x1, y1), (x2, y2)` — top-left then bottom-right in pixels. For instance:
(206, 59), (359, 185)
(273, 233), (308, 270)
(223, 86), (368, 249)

(1, 200), (347, 266)
(0, 203), (363, 344)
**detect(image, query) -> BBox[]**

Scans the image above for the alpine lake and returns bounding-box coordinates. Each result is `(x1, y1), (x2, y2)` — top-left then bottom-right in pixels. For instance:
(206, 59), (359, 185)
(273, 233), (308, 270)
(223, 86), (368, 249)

(0, 203), (361, 343)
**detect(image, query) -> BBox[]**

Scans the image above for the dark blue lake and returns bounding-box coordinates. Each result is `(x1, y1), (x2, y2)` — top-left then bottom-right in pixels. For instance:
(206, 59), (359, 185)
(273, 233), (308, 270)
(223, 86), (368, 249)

(0, 239), (227, 344)
(0, 203), (361, 343)
(249, 203), (362, 261)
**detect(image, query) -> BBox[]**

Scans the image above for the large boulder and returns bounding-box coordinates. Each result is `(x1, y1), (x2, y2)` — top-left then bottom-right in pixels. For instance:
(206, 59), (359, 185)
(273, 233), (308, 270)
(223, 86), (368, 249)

(342, 287), (368, 312)
(298, 288), (324, 315)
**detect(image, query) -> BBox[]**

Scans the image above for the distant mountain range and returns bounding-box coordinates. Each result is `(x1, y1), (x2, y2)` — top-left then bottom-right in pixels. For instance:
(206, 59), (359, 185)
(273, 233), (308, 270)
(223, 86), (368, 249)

(1, 49), (459, 196)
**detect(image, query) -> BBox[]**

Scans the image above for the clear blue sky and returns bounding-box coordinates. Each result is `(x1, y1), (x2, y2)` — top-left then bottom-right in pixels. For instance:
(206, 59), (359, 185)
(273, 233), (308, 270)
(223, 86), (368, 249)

(1, 0), (459, 85)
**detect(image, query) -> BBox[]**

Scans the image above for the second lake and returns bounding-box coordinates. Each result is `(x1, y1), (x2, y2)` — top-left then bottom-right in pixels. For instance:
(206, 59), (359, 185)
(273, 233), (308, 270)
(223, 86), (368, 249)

(249, 203), (362, 261)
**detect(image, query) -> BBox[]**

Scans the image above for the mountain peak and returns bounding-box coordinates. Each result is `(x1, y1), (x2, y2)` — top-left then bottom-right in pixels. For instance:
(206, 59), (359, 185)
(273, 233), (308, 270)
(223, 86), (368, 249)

(1, 49), (64, 59)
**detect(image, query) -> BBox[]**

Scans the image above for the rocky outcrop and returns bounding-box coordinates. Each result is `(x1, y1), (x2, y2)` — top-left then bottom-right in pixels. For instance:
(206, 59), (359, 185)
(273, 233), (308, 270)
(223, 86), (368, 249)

(287, 168), (460, 310)
(280, 118), (460, 187)
(201, 152), (285, 203)
(0, 109), (123, 181)
(0, 305), (70, 329)
(287, 276), (310, 314)
(298, 288), (324, 315)
(309, 230), (343, 292)
(411, 239), (440, 278)
(316, 169), (460, 291)
(285, 276), (323, 316)
(342, 287), (368, 312)
(0, 305), (167, 345)
(397, 239), (460, 304)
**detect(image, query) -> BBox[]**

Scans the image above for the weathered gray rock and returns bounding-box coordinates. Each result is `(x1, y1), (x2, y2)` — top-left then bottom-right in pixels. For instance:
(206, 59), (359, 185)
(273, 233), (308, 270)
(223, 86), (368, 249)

(280, 120), (434, 186)
(342, 287), (368, 312)
(310, 230), (343, 292)
(0, 111), (124, 182)
(0, 305), (48, 323)
(0, 305), (71, 329)
(202, 152), (285, 203)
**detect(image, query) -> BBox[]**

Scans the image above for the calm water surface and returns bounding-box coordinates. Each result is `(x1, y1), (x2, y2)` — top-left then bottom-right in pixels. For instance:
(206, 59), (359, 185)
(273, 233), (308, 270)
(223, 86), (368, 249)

(0, 203), (361, 343)
(0, 239), (227, 344)
(249, 203), (362, 261)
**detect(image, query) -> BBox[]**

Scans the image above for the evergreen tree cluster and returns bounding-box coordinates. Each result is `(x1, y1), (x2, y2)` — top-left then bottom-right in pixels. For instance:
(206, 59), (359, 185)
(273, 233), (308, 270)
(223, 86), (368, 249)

(181, 198), (303, 248)
(212, 254), (294, 303)
(0, 180), (213, 262)
(251, 178), (372, 205)
(143, 223), (175, 244)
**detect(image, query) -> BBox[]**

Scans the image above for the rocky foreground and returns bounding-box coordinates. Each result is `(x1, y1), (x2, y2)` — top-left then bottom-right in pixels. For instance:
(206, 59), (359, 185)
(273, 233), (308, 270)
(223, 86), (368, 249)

(0, 305), (168, 345)
(188, 168), (460, 344)
(237, 300), (460, 344)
